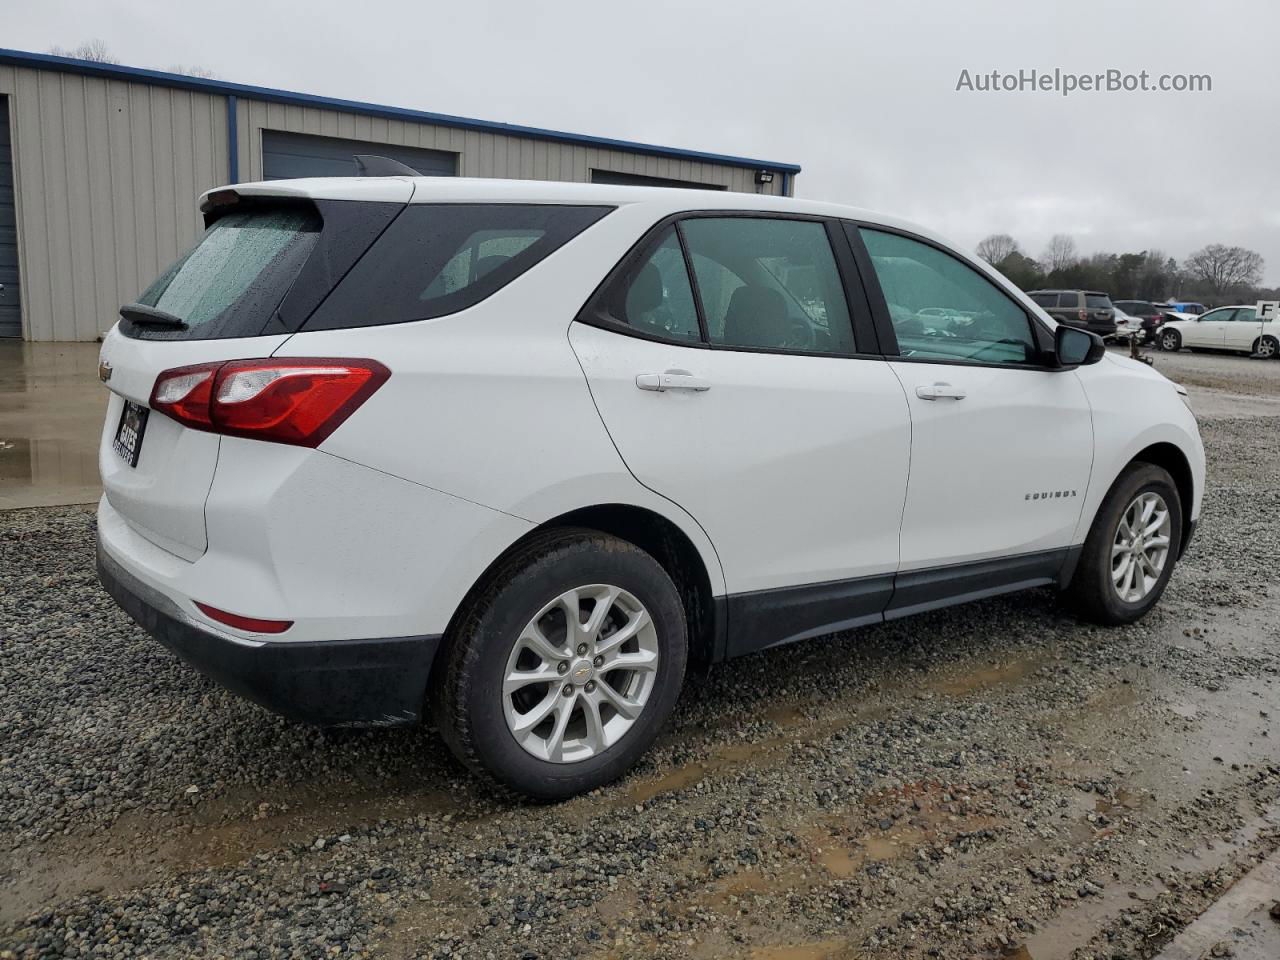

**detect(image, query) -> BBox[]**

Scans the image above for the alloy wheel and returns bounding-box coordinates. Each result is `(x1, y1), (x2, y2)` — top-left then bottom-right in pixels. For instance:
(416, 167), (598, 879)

(502, 584), (659, 763)
(1111, 492), (1172, 603)
(1257, 338), (1277, 359)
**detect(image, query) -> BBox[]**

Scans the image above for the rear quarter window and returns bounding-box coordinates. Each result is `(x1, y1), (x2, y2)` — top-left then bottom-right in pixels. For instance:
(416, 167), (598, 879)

(304, 204), (612, 330)
(1085, 294), (1113, 309)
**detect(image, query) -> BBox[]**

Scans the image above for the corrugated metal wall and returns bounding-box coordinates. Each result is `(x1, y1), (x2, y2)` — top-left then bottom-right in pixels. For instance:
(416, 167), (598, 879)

(234, 99), (778, 195)
(0, 65), (226, 341)
(0, 63), (787, 341)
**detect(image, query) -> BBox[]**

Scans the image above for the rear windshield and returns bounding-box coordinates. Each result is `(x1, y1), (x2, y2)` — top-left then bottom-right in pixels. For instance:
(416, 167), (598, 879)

(303, 204), (612, 331)
(129, 207), (321, 340)
(1085, 294), (1113, 309)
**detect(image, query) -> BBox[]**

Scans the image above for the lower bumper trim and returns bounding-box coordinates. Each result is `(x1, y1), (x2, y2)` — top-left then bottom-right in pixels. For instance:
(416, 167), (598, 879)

(97, 543), (440, 728)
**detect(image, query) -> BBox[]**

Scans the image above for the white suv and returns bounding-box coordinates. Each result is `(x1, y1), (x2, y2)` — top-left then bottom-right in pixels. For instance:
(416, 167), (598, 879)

(96, 177), (1205, 798)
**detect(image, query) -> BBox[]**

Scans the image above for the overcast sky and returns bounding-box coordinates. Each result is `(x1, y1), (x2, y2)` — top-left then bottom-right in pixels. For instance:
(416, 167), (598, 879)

(9, 0), (1280, 282)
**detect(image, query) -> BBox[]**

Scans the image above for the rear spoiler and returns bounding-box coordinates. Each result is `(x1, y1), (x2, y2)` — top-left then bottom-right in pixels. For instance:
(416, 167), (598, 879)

(197, 173), (415, 215)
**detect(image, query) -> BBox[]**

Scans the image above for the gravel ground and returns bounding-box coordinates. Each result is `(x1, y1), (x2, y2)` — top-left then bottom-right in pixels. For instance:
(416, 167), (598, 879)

(2, 350), (1279, 960)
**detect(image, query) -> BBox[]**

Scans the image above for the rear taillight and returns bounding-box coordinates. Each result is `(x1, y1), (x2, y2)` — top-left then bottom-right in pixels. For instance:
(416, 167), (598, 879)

(150, 363), (219, 429)
(1078, 308), (1088, 322)
(149, 358), (390, 447)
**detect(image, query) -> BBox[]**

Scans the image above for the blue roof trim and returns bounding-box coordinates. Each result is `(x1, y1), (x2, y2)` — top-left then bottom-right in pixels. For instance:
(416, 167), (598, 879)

(0, 48), (802, 175)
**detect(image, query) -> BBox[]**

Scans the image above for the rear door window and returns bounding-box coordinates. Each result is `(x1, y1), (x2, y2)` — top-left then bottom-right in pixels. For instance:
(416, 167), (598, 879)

(1029, 293), (1058, 308)
(305, 204), (611, 330)
(679, 217), (857, 355)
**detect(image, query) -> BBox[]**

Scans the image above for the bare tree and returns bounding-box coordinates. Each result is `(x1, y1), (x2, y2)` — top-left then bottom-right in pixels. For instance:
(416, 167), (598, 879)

(1043, 234), (1078, 273)
(48, 39), (118, 63)
(976, 234), (1019, 265)
(1183, 244), (1265, 297)
(167, 65), (221, 79)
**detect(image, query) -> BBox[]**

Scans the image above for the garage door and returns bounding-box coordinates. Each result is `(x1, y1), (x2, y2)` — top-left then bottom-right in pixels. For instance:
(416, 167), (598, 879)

(0, 96), (20, 338)
(261, 130), (457, 181)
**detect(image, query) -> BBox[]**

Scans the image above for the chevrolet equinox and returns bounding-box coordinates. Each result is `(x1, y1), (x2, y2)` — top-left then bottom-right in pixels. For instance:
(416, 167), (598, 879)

(97, 177), (1205, 798)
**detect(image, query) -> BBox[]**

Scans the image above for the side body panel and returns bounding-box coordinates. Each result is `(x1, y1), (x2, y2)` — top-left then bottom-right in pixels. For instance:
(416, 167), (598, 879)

(1072, 354), (1205, 539)
(887, 361), (1094, 569)
(569, 322), (912, 594)
(1225, 308), (1263, 352)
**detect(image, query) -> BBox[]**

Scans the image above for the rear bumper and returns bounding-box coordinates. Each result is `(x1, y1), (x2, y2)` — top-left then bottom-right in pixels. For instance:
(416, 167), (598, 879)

(97, 543), (439, 727)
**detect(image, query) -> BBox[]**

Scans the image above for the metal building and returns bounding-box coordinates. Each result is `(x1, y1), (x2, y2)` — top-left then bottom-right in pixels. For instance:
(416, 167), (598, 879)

(0, 48), (800, 342)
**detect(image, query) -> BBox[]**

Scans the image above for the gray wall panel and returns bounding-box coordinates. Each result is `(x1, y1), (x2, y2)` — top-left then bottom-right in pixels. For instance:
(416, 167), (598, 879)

(0, 66), (226, 340)
(1, 62), (789, 340)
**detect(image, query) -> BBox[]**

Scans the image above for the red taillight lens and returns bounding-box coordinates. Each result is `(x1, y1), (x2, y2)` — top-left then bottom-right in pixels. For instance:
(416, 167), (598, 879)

(1078, 308), (1088, 322)
(149, 362), (220, 429)
(195, 601), (293, 634)
(212, 359), (390, 446)
(148, 358), (390, 447)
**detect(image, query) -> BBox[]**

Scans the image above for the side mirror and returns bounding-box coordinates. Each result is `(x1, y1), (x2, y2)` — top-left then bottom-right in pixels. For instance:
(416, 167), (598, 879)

(1055, 325), (1105, 368)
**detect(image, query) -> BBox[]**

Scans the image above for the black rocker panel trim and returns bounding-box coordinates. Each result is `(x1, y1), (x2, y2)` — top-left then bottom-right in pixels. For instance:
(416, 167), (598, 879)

(720, 548), (1072, 660)
(723, 574), (893, 659)
(884, 548), (1069, 620)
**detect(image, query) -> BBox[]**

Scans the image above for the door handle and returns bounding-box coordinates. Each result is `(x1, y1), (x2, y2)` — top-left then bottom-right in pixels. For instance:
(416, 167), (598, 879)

(636, 371), (711, 392)
(915, 383), (966, 401)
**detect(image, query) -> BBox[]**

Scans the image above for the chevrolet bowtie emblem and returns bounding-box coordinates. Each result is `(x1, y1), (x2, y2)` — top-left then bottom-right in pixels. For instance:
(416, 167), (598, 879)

(98, 359), (112, 383)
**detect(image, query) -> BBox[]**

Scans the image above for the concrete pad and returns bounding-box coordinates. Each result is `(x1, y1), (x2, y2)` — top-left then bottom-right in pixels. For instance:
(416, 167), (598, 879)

(0, 341), (107, 510)
(1153, 851), (1280, 960)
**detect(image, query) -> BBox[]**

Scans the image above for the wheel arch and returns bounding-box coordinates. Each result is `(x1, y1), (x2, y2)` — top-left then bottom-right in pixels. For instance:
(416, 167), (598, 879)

(444, 503), (721, 664)
(1129, 441), (1196, 557)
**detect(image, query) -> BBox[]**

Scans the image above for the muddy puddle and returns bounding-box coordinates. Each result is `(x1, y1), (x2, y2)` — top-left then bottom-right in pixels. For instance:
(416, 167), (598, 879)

(622, 652), (1047, 809)
(2, 777), (467, 924)
(1009, 800), (1280, 960)
(749, 941), (853, 960)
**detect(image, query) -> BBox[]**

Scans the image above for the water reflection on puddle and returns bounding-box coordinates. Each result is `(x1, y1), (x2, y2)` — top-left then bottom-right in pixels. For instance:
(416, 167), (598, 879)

(0, 342), (105, 508)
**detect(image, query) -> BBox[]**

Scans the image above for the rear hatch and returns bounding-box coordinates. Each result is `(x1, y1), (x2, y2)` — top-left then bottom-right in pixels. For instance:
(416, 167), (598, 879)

(1085, 292), (1115, 328)
(98, 182), (411, 560)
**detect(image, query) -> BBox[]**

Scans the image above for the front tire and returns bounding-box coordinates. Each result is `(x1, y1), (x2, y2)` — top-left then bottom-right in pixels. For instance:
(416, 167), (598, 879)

(432, 528), (688, 800)
(1066, 464), (1183, 625)
(1160, 329), (1182, 352)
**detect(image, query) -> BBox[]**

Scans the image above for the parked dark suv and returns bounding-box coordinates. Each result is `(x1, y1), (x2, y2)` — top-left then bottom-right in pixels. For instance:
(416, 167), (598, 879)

(1029, 290), (1117, 337)
(1113, 300), (1173, 343)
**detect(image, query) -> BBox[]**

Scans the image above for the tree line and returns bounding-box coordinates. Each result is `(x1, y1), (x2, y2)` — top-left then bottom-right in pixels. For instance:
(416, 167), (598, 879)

(975, 233), (1275, 306)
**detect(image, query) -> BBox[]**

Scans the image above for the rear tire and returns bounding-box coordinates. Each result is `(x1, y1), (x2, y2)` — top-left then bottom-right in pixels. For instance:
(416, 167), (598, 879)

(1160, 329), (1182, 352)
(1066, 464), (1183, 625)
(432, 528), (687, 800)
(1254, 336), (1278, 359)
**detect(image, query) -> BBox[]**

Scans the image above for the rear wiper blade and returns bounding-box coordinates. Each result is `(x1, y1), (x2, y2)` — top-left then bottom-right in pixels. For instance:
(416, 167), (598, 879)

(119, 302), (187, 328)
